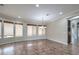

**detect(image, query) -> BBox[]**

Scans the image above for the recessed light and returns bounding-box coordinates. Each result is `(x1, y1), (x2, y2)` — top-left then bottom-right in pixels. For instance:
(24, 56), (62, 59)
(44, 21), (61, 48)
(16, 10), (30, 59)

(36, 4), (39, 7)
(59, 12), (63, 15)
(18, 16), (22, 18)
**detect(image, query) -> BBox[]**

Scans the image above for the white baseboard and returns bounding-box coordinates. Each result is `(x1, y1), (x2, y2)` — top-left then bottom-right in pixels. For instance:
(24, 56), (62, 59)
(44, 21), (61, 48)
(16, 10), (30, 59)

(48, 38), (68, 45)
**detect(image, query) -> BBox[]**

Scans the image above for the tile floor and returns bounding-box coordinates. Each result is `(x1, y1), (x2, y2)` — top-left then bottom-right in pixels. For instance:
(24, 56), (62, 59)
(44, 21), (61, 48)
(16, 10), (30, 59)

(0, 39), (79, 55)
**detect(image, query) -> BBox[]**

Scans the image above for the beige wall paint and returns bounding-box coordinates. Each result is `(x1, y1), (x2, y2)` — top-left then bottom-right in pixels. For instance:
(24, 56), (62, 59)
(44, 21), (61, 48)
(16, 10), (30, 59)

(47, 18), (68, 45)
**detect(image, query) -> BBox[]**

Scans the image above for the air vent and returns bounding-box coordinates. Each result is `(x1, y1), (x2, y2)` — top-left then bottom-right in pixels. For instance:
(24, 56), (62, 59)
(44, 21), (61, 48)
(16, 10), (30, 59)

(0, 4), (4, 6)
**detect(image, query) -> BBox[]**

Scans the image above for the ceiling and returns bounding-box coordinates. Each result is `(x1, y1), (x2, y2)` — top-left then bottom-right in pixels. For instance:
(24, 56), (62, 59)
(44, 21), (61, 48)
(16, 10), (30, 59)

(0, 4), (79, 24)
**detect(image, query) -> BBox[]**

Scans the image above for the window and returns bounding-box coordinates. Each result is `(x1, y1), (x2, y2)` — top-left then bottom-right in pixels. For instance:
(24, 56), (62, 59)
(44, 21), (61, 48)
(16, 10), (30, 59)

(27, 25), (37, 36)
(15, 23), (23, 37)
(38, 26), (46, 36)
(0, 22), (1, 38)
(32, 26), (37, 36)
(38, 26), (43, 36)
(27, 26), (32, 36)
(42, 26), (46, 35)
(4, 21), (14, 38)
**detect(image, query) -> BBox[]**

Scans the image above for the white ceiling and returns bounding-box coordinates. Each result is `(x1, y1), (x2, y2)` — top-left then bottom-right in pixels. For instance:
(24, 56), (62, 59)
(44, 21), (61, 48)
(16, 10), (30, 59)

(0, 4), (79, 24)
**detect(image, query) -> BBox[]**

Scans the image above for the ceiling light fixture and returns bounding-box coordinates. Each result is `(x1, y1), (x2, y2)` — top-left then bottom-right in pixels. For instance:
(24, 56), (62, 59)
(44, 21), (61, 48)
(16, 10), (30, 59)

(40, 14), (48, 29)
(36, 4), (39, 7)
(59, 12), (63, 15)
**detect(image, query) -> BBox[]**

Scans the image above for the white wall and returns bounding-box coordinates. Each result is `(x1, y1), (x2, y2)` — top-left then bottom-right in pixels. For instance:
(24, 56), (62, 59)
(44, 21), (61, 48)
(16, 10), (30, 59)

(47, 18), (68, 45)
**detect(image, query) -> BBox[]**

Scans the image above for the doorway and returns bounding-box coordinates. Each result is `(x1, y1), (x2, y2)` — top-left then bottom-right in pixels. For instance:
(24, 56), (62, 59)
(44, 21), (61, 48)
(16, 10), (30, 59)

(68, 20), (71, 44)
(77, 22), (79, 45)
